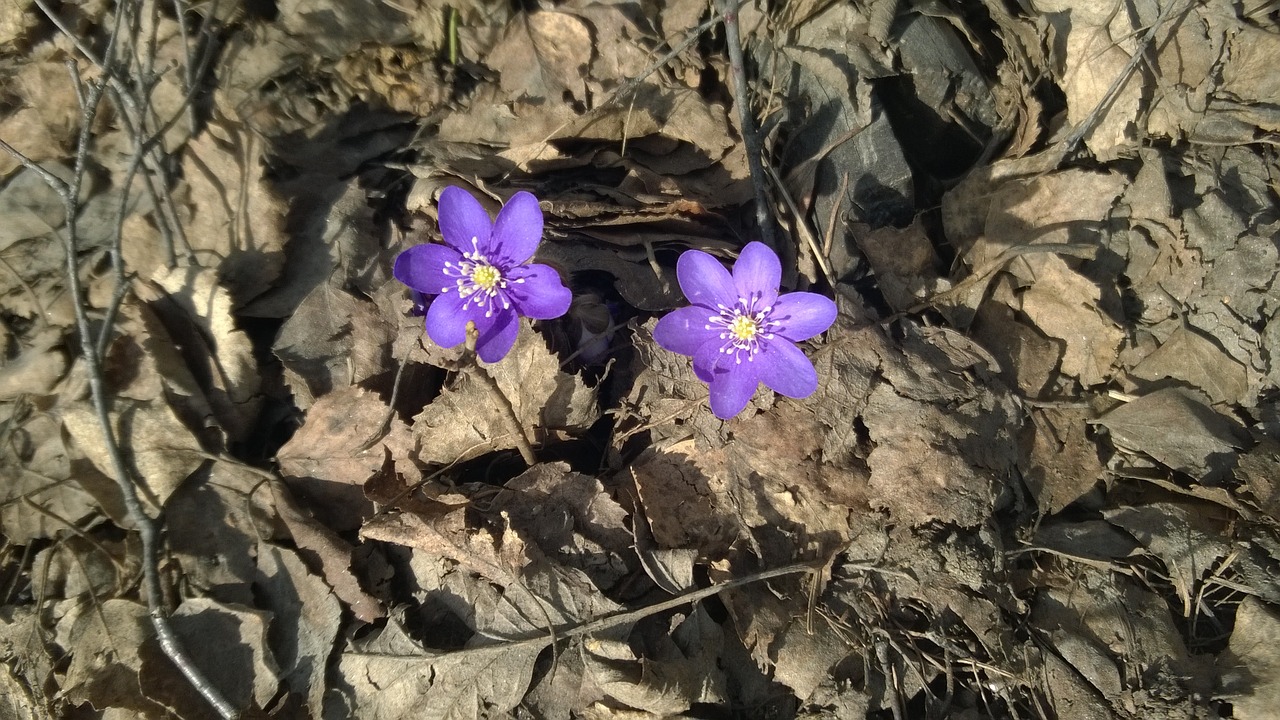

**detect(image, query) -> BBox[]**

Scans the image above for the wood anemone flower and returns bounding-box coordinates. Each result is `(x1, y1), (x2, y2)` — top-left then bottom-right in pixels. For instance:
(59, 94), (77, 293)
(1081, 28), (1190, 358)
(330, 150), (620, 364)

(654, 242), (838, 419)
(394, 186), (572, 362)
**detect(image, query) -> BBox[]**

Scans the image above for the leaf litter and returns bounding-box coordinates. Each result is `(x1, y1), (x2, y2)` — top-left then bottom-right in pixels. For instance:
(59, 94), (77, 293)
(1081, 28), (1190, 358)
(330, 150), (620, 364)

(2, 0), (1280, 718)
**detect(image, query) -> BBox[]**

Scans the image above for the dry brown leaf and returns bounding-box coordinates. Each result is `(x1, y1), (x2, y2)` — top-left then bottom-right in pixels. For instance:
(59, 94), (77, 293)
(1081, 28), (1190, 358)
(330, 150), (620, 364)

(490, 11), (592, 104)
(1095, 387), (1243, 482)
(142, 265), (262, 443)
(273, 283), (394, 409)
(0, 44), (83, 175)
(1018, 254), (1124, 387)
(167, 462), (283, 605)
(0, 408), (106, 543)
(177, 125), (287, 308)
(1031, 0), (1148, 159)
(255, 543), (342, 719)
(274, 480), (384, 623)
(1128, 324), (1249, 405)
(57, 599), (170, 718)
(1025, 407), (1105, 516)
(412, 324), (599, 465)
(0, 334), (66, 401)
(1220, 596), (1280, 719)
(333, 613), (540, 720)
(277, 385), (395, 531)
(60, 397), (207, 516)
(138, 598), (280, 716)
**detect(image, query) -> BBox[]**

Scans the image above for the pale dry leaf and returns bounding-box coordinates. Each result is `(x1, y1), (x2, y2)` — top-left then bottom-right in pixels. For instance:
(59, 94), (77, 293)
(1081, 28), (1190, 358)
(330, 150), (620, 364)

(178, 126), (287, 308)
(490, 11), (592, 104)
(1031, 0), (1150, 159)
(144, 265), (262, 442)
(166, 462), (283, 605)
(57, 599), (170, 717)
(1104, 502), (1233, 614)
(32, 534), (135, 603)
(273, 282), (394, 409)
(413, 324), (599, 465)
(333, 614), (540, 720)
(1220, 596), (1280, 719)
(1025, 407), (1105, 516)
(0, 329), (65, 401)
(277, 385), (393, 531)
(274, 481), (384, 623)
(1095, 387), (1242, 482)
(1018, 254), (1124, 387)
(0, 409), (105, 543)
(769, 616), (858, 703)
(255, 543), (342, 719)
(500, 463), (633, 590)
(0, 607), (55, 713)
(138, 597), (281, 716)
(0, 44), (82, 175)
(1128, 323), (1249, 405)
(60, 397), (206, 515)
(946, 166), (1127, 273)
(360, 507), (517, 585)
(584, 605), (726, 714)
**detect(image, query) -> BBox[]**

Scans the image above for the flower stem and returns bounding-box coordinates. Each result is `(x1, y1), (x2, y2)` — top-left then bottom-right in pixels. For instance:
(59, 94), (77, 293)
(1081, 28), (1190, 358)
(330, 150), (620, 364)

(464, 322), (538, 466)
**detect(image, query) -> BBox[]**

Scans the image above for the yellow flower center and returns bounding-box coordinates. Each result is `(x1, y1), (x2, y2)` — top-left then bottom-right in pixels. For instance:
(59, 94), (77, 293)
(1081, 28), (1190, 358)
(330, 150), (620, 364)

(729, 314), (758, 342)
(470, 264), (501, 290)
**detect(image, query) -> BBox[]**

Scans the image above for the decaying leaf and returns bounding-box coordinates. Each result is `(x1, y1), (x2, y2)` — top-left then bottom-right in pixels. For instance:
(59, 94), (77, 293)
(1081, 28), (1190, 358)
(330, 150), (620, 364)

(277, 385), (398, 531)
(1095, 388), (1243, 482)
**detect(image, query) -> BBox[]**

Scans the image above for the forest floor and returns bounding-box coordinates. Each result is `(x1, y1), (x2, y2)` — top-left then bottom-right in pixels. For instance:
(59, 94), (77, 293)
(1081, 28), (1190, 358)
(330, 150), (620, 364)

(2, 0), (1280, 718)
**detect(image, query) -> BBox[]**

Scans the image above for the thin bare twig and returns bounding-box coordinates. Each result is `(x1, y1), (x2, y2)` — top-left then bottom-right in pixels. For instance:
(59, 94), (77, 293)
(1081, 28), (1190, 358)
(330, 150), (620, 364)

(0, 4), (239, 715)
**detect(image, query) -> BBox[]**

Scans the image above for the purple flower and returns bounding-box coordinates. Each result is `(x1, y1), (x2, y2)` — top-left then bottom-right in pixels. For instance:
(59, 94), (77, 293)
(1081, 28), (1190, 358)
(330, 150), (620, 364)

(654, 242), (837, 419)
(394, 187), (572, 362)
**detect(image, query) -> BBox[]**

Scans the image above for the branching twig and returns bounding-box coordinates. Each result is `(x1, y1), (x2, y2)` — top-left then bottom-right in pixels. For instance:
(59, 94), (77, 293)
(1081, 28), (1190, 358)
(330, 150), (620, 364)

(0, 3), (239, 715)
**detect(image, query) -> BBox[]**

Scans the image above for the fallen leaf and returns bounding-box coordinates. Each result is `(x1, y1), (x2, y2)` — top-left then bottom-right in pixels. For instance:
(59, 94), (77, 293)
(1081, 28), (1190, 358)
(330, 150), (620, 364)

(1095, 388), (1243, 482)
(255, 543), (342, 719)
(1128, 323), (1248, 405)
(278, 386), (394, 531)
(1220, 596), (1280, 719)
(489, 11), (592, 104)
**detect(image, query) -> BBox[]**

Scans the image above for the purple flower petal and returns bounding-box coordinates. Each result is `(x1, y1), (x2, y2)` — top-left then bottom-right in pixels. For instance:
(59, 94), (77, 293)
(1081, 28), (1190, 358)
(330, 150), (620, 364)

(506, 264), (571, 319)
(438, 186), (494, 254)
(425, 290), (496, 349)
(677, 249), (738, 310)
(708, 359), (761, 419)
(756, 339), (819, 398)
(733, 242), (780, 308)
(654, 306), (722, 356)
(490, 191), (544, 266)
(771, 292), (837, 342)
(394, 244), (462, 295)
(692, 337), (726, 383)
(476, 308), (520, 363)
